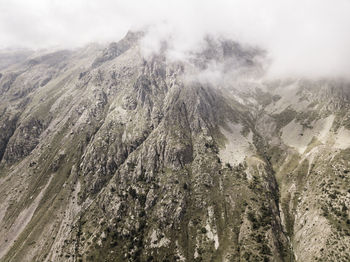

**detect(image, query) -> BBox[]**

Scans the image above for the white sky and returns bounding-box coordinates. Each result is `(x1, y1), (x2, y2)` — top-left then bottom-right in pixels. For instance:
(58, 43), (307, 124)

(0, 0), (349, 78)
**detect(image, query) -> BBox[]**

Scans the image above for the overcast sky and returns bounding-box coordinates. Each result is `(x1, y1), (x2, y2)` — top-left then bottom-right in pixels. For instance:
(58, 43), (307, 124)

(0, 0), (349, 79)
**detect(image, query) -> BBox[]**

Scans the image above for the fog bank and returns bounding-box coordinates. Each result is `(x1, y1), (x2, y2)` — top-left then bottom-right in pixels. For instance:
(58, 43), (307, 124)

(1, 0), (349, 79)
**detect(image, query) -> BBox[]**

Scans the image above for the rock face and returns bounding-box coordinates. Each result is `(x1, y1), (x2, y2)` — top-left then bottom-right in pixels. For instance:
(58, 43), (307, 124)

(0, 32), (350, 262)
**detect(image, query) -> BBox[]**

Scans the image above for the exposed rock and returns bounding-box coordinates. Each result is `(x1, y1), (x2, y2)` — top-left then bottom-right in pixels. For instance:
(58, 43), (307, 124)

(0, 32), (349, 262)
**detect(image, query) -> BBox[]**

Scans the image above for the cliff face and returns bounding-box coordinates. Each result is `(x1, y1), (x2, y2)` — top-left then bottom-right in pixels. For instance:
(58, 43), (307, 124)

(0, 32), (349, 262)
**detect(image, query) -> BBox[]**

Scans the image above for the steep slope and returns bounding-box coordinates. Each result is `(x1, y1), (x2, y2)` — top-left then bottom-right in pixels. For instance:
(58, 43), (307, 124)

(258, 80), (350, 261)
(0, 32), (349, 262)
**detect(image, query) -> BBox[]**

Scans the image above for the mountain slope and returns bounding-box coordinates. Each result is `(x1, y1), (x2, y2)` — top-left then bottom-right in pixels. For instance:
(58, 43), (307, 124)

(0, 32), (349, 262)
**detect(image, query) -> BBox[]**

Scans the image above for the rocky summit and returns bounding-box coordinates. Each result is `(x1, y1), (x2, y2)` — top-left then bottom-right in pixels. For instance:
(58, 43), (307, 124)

(0, 31), (350, 262)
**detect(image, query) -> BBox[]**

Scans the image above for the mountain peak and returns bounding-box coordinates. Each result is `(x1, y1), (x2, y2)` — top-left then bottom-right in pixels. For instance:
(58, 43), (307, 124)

(0, 31), (350, 262)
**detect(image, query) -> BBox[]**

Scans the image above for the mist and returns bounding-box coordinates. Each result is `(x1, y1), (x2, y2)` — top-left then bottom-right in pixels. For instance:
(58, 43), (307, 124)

(1, 0), (350, 79)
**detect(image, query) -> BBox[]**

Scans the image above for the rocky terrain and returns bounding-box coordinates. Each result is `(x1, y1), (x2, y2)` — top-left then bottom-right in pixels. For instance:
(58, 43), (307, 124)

(0, 31), (350, 262)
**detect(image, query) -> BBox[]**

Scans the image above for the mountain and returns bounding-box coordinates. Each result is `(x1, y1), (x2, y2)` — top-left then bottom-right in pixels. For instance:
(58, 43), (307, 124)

(0, 31), (350, 262)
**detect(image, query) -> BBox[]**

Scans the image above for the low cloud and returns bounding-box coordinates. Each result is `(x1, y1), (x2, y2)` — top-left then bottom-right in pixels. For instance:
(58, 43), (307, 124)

(1, 0), (350, 79)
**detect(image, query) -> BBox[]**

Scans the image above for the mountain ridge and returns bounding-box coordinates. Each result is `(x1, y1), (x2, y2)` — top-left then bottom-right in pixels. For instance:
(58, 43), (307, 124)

(0, 31), (350, 262)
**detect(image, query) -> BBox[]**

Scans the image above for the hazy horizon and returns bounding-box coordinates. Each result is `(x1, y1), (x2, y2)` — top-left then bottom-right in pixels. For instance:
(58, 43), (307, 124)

(1, 0), (350, 79)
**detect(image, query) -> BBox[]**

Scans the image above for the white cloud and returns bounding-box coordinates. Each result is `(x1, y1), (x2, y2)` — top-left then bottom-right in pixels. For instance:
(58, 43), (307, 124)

(0, 0), (349, 79)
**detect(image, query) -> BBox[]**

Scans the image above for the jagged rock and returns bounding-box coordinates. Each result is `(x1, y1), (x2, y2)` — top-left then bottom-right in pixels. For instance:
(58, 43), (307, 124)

(0, 32), (349, 262)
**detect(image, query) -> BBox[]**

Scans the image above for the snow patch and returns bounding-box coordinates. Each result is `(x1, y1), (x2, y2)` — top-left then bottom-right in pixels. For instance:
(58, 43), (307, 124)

(334, 127), (350, 149)
(281, 115), (334, 154)
(218, 122), (253, 166)
(206, 206), (219, 250)
(265, 81), (309, 114)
